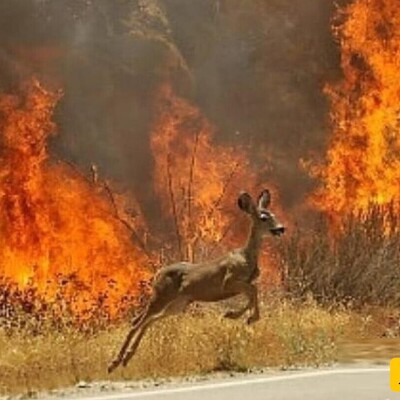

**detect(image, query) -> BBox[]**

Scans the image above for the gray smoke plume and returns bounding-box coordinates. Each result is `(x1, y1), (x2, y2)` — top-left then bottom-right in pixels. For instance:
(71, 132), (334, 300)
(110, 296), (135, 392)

(0, 0), (341, 214)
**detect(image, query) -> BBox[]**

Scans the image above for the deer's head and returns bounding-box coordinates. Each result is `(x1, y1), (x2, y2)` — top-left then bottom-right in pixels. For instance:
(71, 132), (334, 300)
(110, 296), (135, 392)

(238, 190), (285, 236)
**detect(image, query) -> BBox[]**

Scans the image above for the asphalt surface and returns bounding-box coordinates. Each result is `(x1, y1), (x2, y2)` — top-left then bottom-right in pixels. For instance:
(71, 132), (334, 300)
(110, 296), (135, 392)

(69, 367), (394, 400)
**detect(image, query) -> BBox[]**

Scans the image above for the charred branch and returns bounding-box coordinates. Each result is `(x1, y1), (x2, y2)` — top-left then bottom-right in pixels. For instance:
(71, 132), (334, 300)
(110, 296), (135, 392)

(167, 154), (183, 260)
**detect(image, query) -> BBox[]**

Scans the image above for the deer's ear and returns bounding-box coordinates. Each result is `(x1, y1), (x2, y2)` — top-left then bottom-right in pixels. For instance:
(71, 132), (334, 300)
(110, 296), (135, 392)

(257, 189), (271, 209)
(238, 192), (255, 214)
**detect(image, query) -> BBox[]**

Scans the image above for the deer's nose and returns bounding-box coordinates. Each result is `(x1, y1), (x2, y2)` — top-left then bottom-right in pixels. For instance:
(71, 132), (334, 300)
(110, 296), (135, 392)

(271, 226), (285, 236)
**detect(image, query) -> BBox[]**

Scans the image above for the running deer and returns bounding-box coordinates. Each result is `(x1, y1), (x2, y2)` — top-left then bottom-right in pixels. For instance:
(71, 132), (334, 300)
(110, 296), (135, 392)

(108, 189), (285, 372)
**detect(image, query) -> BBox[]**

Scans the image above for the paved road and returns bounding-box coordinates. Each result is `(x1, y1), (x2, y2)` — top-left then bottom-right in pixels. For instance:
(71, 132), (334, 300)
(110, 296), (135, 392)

(70, 367), (394, 400)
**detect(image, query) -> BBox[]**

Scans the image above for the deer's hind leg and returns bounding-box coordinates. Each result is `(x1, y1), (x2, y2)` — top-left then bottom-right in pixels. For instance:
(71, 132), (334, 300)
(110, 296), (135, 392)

(121, 296), (190, 367)
(107, 308), (148, 373)
(108, 290), (172, 373)
(108, 269), (188, 372)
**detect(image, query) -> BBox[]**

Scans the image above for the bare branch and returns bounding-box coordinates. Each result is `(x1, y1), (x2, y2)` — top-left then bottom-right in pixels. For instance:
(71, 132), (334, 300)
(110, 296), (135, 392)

(59, 160), (93, 185)
(102, 180), (153, 261)
(209, 221), (234, 256)
(187, 130), (200, 261)
(59, 160), (154, 262)
(204, 161), (240, 226)
(213, 161), (240, 211)
(167, 154), (184, 259)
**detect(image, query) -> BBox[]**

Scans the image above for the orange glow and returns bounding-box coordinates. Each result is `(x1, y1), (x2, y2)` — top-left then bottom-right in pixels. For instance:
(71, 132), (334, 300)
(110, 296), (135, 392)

(0, 80), (282, 320)
(310, 0), (400, 226)
(150, 85), (280, 283)
(0, 80), (150, 319)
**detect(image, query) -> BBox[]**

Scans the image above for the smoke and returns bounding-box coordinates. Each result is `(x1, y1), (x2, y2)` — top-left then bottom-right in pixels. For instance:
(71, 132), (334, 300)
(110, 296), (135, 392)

(0, 0), (341, 211)
(162, 0), (341, 208)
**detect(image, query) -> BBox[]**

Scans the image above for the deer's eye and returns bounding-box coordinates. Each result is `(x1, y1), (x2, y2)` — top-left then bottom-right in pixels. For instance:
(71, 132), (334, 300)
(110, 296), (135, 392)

(260, 212), (269, 221)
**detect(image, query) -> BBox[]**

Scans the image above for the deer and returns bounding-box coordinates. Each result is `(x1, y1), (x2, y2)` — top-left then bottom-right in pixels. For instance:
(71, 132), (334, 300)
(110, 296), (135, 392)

(108, 189), (285, 373)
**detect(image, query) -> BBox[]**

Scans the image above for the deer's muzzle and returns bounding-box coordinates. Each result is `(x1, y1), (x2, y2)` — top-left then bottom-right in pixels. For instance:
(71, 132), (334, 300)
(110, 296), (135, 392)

(270, 226), (285, 236)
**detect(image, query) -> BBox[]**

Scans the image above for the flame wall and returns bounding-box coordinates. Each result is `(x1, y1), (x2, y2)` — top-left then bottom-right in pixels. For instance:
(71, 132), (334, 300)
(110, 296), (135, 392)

(310, 0), (400, 225)
(0, 1), (349, 317)
(0, 80), (150, 318)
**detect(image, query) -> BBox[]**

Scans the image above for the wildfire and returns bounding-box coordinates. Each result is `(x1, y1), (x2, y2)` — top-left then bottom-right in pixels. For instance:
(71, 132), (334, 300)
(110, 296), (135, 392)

(310, 0), (400, 225)
(0, 79), (282, 321)
(0, 80), (150, 319)
(150, 85), (280, 284)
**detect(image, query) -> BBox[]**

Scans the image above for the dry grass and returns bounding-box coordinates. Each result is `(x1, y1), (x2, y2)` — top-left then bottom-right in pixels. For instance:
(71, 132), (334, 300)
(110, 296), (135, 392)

(3, 205), (400, 396)
(0, 296), (357, 396)
(281, 204), (400, 307)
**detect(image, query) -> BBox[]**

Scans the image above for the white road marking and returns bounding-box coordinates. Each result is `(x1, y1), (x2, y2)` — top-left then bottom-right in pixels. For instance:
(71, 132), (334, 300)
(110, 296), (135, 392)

(71, 367), (389, 400)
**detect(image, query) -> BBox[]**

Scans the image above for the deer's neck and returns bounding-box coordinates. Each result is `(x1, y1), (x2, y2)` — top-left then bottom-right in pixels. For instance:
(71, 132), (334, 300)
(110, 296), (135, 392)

(244, 222), (262, 265)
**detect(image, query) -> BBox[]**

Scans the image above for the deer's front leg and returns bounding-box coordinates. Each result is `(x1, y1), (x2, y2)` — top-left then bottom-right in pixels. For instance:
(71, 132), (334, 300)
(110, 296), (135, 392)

(246, 284), (259, 324)
(224, 308), (247, 319)
(224, 298), (251, 319)
(222, 273), (246, 319)
(222, 279), (260, 324)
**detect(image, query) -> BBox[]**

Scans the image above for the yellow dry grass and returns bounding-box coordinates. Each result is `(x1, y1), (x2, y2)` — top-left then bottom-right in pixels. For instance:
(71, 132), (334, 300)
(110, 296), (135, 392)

(0, 297), (368, 396)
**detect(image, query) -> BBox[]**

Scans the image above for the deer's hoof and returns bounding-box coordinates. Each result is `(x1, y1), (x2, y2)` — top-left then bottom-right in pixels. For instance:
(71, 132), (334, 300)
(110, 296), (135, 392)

(107, 360), (119, 374)
(247, 314), (259, 325)
(224, 310), (241, 319)
(122, 356), (130, 368)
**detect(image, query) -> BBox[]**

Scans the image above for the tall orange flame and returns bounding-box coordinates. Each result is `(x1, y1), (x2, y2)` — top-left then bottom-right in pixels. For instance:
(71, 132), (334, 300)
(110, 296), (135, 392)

(310, 0), (400, 224)
(0, 80), (150, 318)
